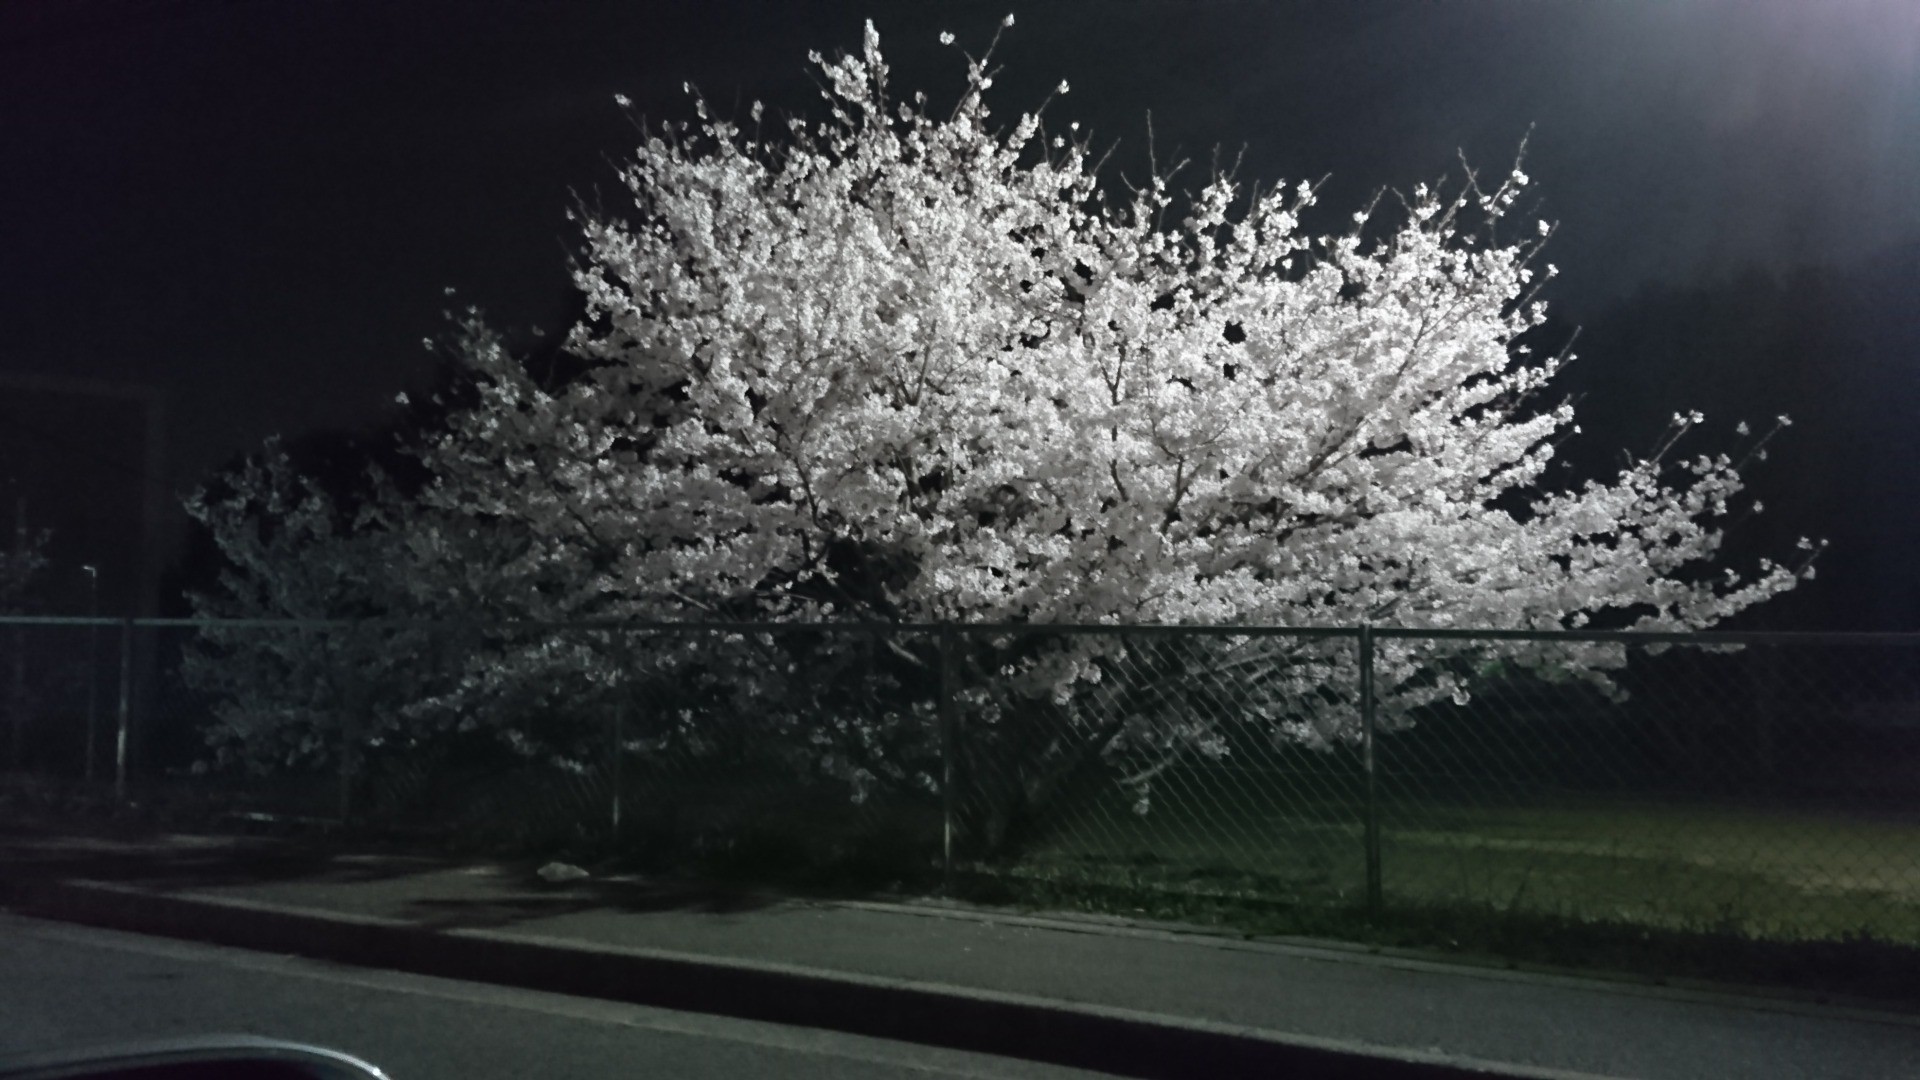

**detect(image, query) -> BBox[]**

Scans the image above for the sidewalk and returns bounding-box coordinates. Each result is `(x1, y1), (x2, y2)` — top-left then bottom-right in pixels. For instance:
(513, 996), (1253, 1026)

(3, 823), (1917, 1080)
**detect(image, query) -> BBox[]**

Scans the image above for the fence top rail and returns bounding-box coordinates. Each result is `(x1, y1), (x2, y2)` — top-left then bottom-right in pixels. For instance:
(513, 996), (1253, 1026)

(0, 615), (1355, 639)
(0, 614), (1917, 646)
(1369, 627), (1920, 646)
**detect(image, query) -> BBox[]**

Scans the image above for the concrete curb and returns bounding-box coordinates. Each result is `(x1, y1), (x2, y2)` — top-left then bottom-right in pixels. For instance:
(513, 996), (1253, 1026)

(1, 877), (1617, 1080)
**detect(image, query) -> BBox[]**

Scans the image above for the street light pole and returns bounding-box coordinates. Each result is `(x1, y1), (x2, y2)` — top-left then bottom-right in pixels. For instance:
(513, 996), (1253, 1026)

(82, 564), (99, 783)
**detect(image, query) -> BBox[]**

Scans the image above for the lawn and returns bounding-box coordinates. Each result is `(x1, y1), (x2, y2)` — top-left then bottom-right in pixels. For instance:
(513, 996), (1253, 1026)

(994, 774), (1920, 946)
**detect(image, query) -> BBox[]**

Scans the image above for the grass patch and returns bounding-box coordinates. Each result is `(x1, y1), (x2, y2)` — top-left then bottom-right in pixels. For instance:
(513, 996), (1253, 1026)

(959, 782), (1920, 1003)
(950, 863), (1920, 1008)
(1007, 782), (1920, 947)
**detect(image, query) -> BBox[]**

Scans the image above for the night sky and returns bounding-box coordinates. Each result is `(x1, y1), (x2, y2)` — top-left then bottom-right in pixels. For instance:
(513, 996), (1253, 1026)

(3, 0), (1917, 624)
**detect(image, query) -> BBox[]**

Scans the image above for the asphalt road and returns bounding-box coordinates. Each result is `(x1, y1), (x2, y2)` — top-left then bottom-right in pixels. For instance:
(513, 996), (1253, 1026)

(0, 913), (1114, 1080)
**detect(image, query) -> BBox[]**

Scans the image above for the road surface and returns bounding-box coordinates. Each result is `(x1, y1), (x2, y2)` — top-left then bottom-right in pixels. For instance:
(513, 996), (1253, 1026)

(0, 912), (1112, 1080)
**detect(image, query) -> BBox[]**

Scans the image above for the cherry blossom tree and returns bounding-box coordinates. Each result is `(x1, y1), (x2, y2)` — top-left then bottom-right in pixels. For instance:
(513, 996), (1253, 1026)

(179, 442), (464, 777)
(193, 18), (1820, 851)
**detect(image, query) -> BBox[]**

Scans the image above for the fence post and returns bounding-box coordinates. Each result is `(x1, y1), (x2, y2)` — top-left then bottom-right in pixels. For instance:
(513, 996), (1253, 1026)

(84, 618), (101, 783)
(8, 492), (24, 767)
(1749, 644), (1776, 782)
(114, 619), (132, 803)
(337, 657), (367, 827)
(1359, 623), (1383, 917)
(939, 624), (958, 895)
(611, 696), (625, 836)
(6, 620), (19, 770)
(338, 690), (357, 827)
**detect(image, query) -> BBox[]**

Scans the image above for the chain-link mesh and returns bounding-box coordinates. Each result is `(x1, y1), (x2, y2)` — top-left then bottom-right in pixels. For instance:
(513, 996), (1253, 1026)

(1368, 633), (1920, 942)
(3, 617), (1917, 943)
(0, 620), (102, 777)
(944, 627), (1375, 909)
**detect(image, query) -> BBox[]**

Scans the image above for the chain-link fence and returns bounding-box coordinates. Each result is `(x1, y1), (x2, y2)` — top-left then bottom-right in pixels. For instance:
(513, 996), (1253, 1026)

(4, 617), (1918, 943)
